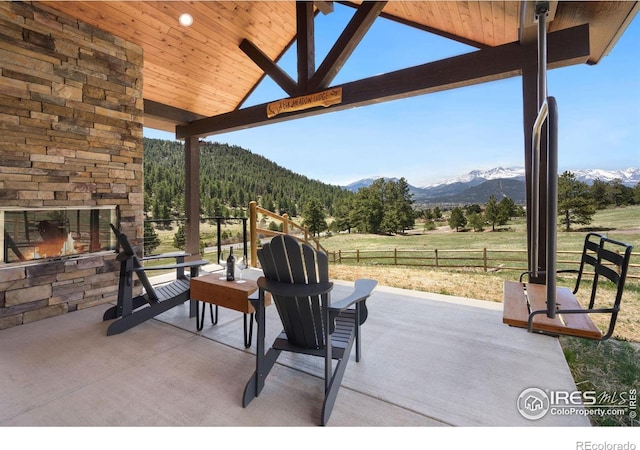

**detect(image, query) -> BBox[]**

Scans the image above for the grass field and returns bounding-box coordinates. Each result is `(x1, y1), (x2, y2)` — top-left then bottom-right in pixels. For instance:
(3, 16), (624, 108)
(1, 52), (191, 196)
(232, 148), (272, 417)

(317, 206), (640, 337)
(148, 205), (640, 426)
(317, 205), (640, 426)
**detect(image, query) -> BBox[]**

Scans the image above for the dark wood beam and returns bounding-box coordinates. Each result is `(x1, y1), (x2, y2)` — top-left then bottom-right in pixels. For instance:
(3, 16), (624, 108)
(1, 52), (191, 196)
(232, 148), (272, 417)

(176, 24), (590, 139)
(315, 1), (334, 15)
(144, 99), (205, 124)
(184, 136), (200, 259)
(310, 1), (387, 91)
(297, 1), (315, 92)
(239, 39), (298, 97)
(337, 1), (487, 49)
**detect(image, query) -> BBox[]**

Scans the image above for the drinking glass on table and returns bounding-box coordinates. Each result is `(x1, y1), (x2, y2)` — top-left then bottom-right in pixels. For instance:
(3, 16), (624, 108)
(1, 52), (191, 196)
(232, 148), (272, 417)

(218, 252), (227, 280)
(236, 255), (247, 283)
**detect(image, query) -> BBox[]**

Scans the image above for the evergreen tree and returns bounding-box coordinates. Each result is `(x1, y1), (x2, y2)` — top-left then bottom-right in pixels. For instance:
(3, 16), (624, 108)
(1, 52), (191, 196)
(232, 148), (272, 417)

(467, 211), (485, 232)
(607, 179), (635, 206)
(485, 195), (514, 231)
(498, 196), (516, 221)
(558, 171), (596, 231)
(423, 208), (434, 221)
(484, 195), (500, 231)
(152, 199), (161, 220)
(449, 207), (467, 231)
(173, 224), (186, 250)
(302, 197), (328, 237)
(350, 179), (384, 233)
(381, 181), (401, 234)
(396, 177), (415, 232)
(143, 221), (161, 255)
(465, 204), (482, 214)
(590, 178), (610, 209)
(332, 196), (353, 233)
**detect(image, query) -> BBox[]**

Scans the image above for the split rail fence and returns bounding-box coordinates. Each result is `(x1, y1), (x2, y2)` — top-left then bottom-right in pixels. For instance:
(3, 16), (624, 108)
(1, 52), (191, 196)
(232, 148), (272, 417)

(325, 248), (640, 280)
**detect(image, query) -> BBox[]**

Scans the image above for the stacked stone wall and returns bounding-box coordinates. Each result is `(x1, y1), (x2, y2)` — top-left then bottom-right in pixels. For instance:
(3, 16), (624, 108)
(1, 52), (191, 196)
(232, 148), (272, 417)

(0, 2), (144, 330)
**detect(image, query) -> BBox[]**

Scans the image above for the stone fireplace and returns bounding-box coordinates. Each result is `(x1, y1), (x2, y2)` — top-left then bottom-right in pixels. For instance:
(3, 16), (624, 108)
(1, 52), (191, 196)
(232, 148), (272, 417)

(0, 2), (144, 330)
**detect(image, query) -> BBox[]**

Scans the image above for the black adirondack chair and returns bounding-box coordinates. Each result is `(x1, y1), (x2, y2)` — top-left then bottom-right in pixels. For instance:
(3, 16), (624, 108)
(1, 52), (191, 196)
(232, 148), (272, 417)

(104, 224), (208, 336)
(242, 234), (377, 426)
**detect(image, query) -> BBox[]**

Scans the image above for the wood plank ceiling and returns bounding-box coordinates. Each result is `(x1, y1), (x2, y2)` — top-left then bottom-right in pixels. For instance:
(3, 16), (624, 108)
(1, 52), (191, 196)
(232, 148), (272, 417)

(40, 1), (639, 134)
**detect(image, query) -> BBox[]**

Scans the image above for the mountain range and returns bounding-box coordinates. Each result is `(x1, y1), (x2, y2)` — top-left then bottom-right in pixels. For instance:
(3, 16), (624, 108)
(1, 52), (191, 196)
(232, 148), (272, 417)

(344, 167), (640, 206)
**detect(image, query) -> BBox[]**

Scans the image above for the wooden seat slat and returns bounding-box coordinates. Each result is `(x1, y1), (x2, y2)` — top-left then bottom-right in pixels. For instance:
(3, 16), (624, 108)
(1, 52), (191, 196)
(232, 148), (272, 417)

(525, 283), (602, 339)
(503, 233), (632, 341)
(554, 287), (602, 339)
(503, 281), (602, 339)
(502, 281), (531, 328)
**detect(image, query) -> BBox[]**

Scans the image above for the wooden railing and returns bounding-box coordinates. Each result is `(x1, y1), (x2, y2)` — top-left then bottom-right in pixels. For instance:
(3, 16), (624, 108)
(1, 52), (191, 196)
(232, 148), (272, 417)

(325, 248), (640, 280)
(248, 201), (326, 267)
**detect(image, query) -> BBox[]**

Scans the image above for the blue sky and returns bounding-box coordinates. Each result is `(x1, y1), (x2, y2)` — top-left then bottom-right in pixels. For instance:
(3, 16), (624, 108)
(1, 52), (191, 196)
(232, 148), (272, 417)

(144, 4), (640, 187)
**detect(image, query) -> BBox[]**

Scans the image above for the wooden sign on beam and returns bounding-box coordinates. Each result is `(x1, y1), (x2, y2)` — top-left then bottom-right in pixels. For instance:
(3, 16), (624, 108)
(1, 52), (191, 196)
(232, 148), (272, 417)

(266, 87), (342, 118)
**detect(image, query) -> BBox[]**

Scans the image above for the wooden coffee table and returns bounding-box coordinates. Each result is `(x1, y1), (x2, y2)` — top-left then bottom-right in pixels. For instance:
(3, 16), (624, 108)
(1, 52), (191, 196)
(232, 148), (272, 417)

(190, 273), (271, 347)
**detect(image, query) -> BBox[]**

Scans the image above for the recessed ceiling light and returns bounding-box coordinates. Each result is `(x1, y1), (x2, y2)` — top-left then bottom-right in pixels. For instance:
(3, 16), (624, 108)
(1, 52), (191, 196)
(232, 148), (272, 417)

(179, 13), (193, 27)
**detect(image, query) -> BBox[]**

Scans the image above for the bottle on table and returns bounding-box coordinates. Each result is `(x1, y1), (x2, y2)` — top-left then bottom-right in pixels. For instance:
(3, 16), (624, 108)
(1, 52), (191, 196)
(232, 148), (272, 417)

(226, 246), (235, 281)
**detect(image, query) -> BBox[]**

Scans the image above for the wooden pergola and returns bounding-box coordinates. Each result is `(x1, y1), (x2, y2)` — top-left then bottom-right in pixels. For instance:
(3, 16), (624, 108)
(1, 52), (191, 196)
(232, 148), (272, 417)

(42, 0), (639, 281)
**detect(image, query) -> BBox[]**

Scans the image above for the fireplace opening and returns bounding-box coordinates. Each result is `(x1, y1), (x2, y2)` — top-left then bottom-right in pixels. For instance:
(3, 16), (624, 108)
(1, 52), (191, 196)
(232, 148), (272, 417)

(1, 206), (118, 264)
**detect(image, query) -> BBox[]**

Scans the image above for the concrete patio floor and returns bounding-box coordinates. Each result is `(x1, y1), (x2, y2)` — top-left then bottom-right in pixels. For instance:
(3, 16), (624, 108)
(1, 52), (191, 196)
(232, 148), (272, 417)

(0, 267), (592, 430)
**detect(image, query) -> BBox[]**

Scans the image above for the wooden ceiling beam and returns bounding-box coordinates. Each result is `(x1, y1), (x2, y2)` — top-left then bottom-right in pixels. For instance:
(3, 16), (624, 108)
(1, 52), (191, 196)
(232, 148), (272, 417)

(297, 1), (316, 93)
(310, 1), (387, 91)
(337, 1), (488, 49)
(144, 99), (205, 125)
(239, 38), (298, 97)
(315, 1), (334, 15)
(176, 24), (590, 140)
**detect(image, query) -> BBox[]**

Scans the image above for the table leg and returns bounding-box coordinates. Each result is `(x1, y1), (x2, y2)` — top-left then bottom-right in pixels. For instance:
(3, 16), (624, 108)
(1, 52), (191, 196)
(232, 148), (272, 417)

(196, 301), (218, 331)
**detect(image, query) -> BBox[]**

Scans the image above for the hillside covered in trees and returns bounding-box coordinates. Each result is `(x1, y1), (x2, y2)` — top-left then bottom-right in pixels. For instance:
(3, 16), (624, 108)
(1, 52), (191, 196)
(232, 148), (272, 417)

(143, 138), (350, 220)
(143, 138), (639, 236)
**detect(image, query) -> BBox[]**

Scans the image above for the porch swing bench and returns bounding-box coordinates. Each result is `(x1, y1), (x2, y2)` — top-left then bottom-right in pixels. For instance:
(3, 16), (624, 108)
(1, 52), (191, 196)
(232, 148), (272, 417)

(501, 4), (634, 341)
(503, 232), (633, 340)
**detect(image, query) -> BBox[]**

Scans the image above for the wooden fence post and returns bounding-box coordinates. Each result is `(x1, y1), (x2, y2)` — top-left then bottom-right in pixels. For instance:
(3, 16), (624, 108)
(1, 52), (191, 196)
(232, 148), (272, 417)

(394, 248), (397, 265)
(435, 249), (439, 268)
(483, 248), (487, 272)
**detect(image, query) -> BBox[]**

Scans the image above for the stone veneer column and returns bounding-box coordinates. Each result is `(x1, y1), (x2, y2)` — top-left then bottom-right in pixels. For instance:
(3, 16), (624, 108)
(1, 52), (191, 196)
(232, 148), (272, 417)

(0, 2), (144, 329)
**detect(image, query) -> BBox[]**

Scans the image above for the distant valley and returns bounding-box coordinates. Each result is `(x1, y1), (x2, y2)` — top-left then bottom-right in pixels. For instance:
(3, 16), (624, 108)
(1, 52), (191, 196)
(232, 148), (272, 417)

(344, 167), (640, 206)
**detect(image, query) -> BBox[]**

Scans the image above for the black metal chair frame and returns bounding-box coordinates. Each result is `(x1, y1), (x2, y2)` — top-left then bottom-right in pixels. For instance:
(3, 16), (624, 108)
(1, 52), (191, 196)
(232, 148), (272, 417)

(242, 235), (377, 425)
(521, 232), (633, 340)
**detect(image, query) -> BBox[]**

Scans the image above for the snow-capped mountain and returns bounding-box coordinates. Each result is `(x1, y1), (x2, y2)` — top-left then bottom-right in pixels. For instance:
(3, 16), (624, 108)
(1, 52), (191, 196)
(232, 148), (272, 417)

(344, 167), (639, 206)
(571, 168), (640, 186)
(423, 166), (525, 187)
